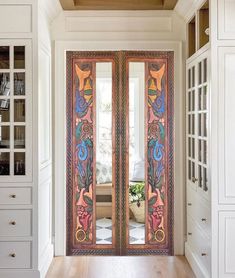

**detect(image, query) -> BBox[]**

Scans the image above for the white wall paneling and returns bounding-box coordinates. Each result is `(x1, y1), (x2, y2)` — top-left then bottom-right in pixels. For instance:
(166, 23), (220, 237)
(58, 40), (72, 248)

(219, 212), (235, 277)
(218, 47), (235, 204)
(218, 0), (235, 40)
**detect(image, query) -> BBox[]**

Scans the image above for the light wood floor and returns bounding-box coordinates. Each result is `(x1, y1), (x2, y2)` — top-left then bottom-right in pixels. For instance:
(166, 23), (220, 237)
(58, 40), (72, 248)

(46, 256), (195, 278)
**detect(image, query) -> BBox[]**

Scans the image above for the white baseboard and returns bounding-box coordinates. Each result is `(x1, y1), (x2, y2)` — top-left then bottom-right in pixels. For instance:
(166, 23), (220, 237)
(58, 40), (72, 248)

(185, 242), (209, 278)
(0, 270), (40, 278)
(39, 243), (54, 278)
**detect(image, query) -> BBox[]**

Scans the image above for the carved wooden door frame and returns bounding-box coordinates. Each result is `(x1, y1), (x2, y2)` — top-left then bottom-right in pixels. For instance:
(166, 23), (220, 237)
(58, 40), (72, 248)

(66, 51), (174, 256)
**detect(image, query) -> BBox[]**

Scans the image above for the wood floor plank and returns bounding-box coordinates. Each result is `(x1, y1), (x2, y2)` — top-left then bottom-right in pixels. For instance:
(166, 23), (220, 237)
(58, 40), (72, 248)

(46, 256), (195, 278)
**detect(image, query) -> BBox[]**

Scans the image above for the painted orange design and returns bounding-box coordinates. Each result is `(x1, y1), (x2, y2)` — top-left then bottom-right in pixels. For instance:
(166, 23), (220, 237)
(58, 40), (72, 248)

(75, 64), (91, 91)
(150, 64), (165, 91)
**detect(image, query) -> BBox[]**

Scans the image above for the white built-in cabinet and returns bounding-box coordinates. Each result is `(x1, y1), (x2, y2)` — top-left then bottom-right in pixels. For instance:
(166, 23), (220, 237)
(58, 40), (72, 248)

(185, 47), (211, 278)
(0, 40), (34, 270)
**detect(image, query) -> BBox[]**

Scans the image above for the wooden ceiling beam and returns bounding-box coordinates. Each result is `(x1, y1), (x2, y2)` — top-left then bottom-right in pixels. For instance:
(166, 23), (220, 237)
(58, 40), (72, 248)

(163, 0), (178, 9)
(60, 0), (178, 10)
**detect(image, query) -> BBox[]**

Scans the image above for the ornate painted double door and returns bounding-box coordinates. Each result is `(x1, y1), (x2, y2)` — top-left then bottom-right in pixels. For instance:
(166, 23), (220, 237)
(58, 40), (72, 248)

(66, 51), (174, 256)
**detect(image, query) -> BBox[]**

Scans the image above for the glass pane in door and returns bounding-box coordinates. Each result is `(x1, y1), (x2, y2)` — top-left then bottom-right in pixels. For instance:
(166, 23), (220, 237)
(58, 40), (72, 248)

(96, 63), (113, 245)
(128, 62), (145, 245)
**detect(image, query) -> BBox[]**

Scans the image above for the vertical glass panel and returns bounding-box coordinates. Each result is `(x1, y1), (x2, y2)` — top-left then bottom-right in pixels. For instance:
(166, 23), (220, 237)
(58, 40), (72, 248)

(14, 99), (25, 122)
(0, 101), (10, 122)
(192, 66), (195, 87)
(0, 152), (10, 175)
(192, 162), (195, 180)
(14, 46), (25, 69)
(14, 126), (25, 148)
(198, 88), (202, 110)
(198, 165), (202, 188)
(0, 126), (10, 149)
(203, 140), (207, 164)
(188, 160), (191, 180)
(129, 62), (145, 244)
(203, 86), (207, 110)
(198, 114), (202, 136)
(188, 91), (191, 112)
(14, 73), (25, 95)
(192, 114), (195, 135)
(192, 90), (195, 111)
(188, 115), (191, 134)
(203, 113), (207, 137)
(198, 62), (202, 85)
(188, 137), (191, 158)
(203, 167), (208, 192)
(192, 138), (195, 159)
(188, 69), (191, 89)
(95, 63), (113, 245)
(198, 139), (202, 162)
(0, 73), (10, 96)
(0, 46), (9, 69)
(203, 58), (207, 83)
(14, 152), (25, 175)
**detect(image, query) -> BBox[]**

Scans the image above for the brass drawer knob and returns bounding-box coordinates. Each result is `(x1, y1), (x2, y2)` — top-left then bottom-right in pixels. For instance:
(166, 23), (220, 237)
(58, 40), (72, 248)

(10, 194), (16, 199)
(188, 203), (192, 206)
(201, 253), (207, 256)
(188, 232), (192, 235)
(10, 253), (16, 258)
(201, 218), (207, 222)
(9, 221), (16, 225)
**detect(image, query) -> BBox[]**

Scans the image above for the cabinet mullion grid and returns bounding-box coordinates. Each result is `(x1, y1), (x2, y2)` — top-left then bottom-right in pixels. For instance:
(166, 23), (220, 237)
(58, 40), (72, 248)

(10, 45), (14, 177)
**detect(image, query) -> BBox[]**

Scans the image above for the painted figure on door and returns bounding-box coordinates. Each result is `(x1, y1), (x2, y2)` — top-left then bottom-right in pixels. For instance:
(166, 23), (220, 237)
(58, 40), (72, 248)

(147, 63), (167, 245)
(74, 63), (94, 244)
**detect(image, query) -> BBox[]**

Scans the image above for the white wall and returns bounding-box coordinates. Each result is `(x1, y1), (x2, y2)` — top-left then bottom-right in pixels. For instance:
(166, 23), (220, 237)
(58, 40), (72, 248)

(211, 1), (235, 277)
(52, 9), (186, 256)
(38, 0), (61, 276)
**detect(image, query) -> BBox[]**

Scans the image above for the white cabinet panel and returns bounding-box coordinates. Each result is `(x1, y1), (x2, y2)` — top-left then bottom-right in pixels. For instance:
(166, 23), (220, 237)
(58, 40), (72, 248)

(218, 0), (235, 39)
(0, 5), (32, 34)
(0, 187), (31, 205)
(0, 210), (31, 237)
(39, 48), (51, 167)
(218, 47), (235, 204)
(0, 241), (31, 269)
(219, 212), (235, 277)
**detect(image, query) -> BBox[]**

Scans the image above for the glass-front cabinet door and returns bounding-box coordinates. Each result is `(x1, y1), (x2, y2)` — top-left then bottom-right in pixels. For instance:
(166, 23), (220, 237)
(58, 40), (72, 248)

(66, 51), (174, 256)
(186, 51), (210, 200)
(0, 41), (32, 182)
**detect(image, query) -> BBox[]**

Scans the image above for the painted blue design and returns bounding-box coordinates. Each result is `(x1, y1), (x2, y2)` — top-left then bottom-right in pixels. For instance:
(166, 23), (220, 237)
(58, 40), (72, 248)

(78, 162), (85, 177)
(153, 140), (164, 161)
(77, 141), (88, 161)
(152, 90), (165, 117)
(76, 90), (88, 117)
(156, 161), (164, 183)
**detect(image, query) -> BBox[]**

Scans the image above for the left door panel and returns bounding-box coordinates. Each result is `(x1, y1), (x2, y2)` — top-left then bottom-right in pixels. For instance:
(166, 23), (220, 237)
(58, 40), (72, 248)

(66, 52), (119, 255)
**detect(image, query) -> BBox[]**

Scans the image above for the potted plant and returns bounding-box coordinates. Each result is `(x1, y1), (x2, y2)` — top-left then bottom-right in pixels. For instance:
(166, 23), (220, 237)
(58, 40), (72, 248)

(129, 182), (145, 223)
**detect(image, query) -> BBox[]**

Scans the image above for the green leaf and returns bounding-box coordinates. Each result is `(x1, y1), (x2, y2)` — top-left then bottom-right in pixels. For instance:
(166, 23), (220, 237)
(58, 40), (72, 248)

(84, 195), (93, 206)
(148, 196), (157, 206)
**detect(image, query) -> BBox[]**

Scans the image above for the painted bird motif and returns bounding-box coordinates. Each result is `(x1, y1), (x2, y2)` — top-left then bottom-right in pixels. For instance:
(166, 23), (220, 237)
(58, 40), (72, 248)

(150, 64), (165, 92)
(75, 64), (91, 91)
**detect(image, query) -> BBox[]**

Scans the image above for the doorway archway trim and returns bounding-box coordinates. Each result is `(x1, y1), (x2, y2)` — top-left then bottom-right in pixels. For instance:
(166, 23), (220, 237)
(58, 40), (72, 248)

(54, 40), (184, 256)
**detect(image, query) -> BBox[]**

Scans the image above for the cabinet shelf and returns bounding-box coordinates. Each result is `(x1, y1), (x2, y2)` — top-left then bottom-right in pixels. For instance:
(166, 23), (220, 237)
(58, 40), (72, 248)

(187, 1), (209, 59)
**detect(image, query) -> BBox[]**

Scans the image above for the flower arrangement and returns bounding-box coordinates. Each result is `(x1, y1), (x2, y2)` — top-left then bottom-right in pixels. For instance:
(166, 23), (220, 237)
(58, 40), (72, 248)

(129, 182), (145, 207)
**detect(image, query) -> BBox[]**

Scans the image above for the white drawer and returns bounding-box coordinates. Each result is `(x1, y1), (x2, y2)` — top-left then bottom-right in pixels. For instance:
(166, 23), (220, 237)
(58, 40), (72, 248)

(187, 187), (211, 236)
(0, 188), (31, 205)
(0, 241), (31, 269)
(187, 216), (211, 273)
(0, 210), (31, 237)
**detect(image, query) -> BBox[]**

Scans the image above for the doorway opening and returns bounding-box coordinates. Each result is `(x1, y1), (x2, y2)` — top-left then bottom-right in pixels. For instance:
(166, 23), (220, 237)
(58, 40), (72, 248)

(66, 51), (174, 256)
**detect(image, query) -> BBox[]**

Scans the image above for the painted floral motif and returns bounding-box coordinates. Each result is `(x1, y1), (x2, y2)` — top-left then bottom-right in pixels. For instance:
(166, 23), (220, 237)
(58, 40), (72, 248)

(74, 63), (94, 244)
(147, 63), (167, 244)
